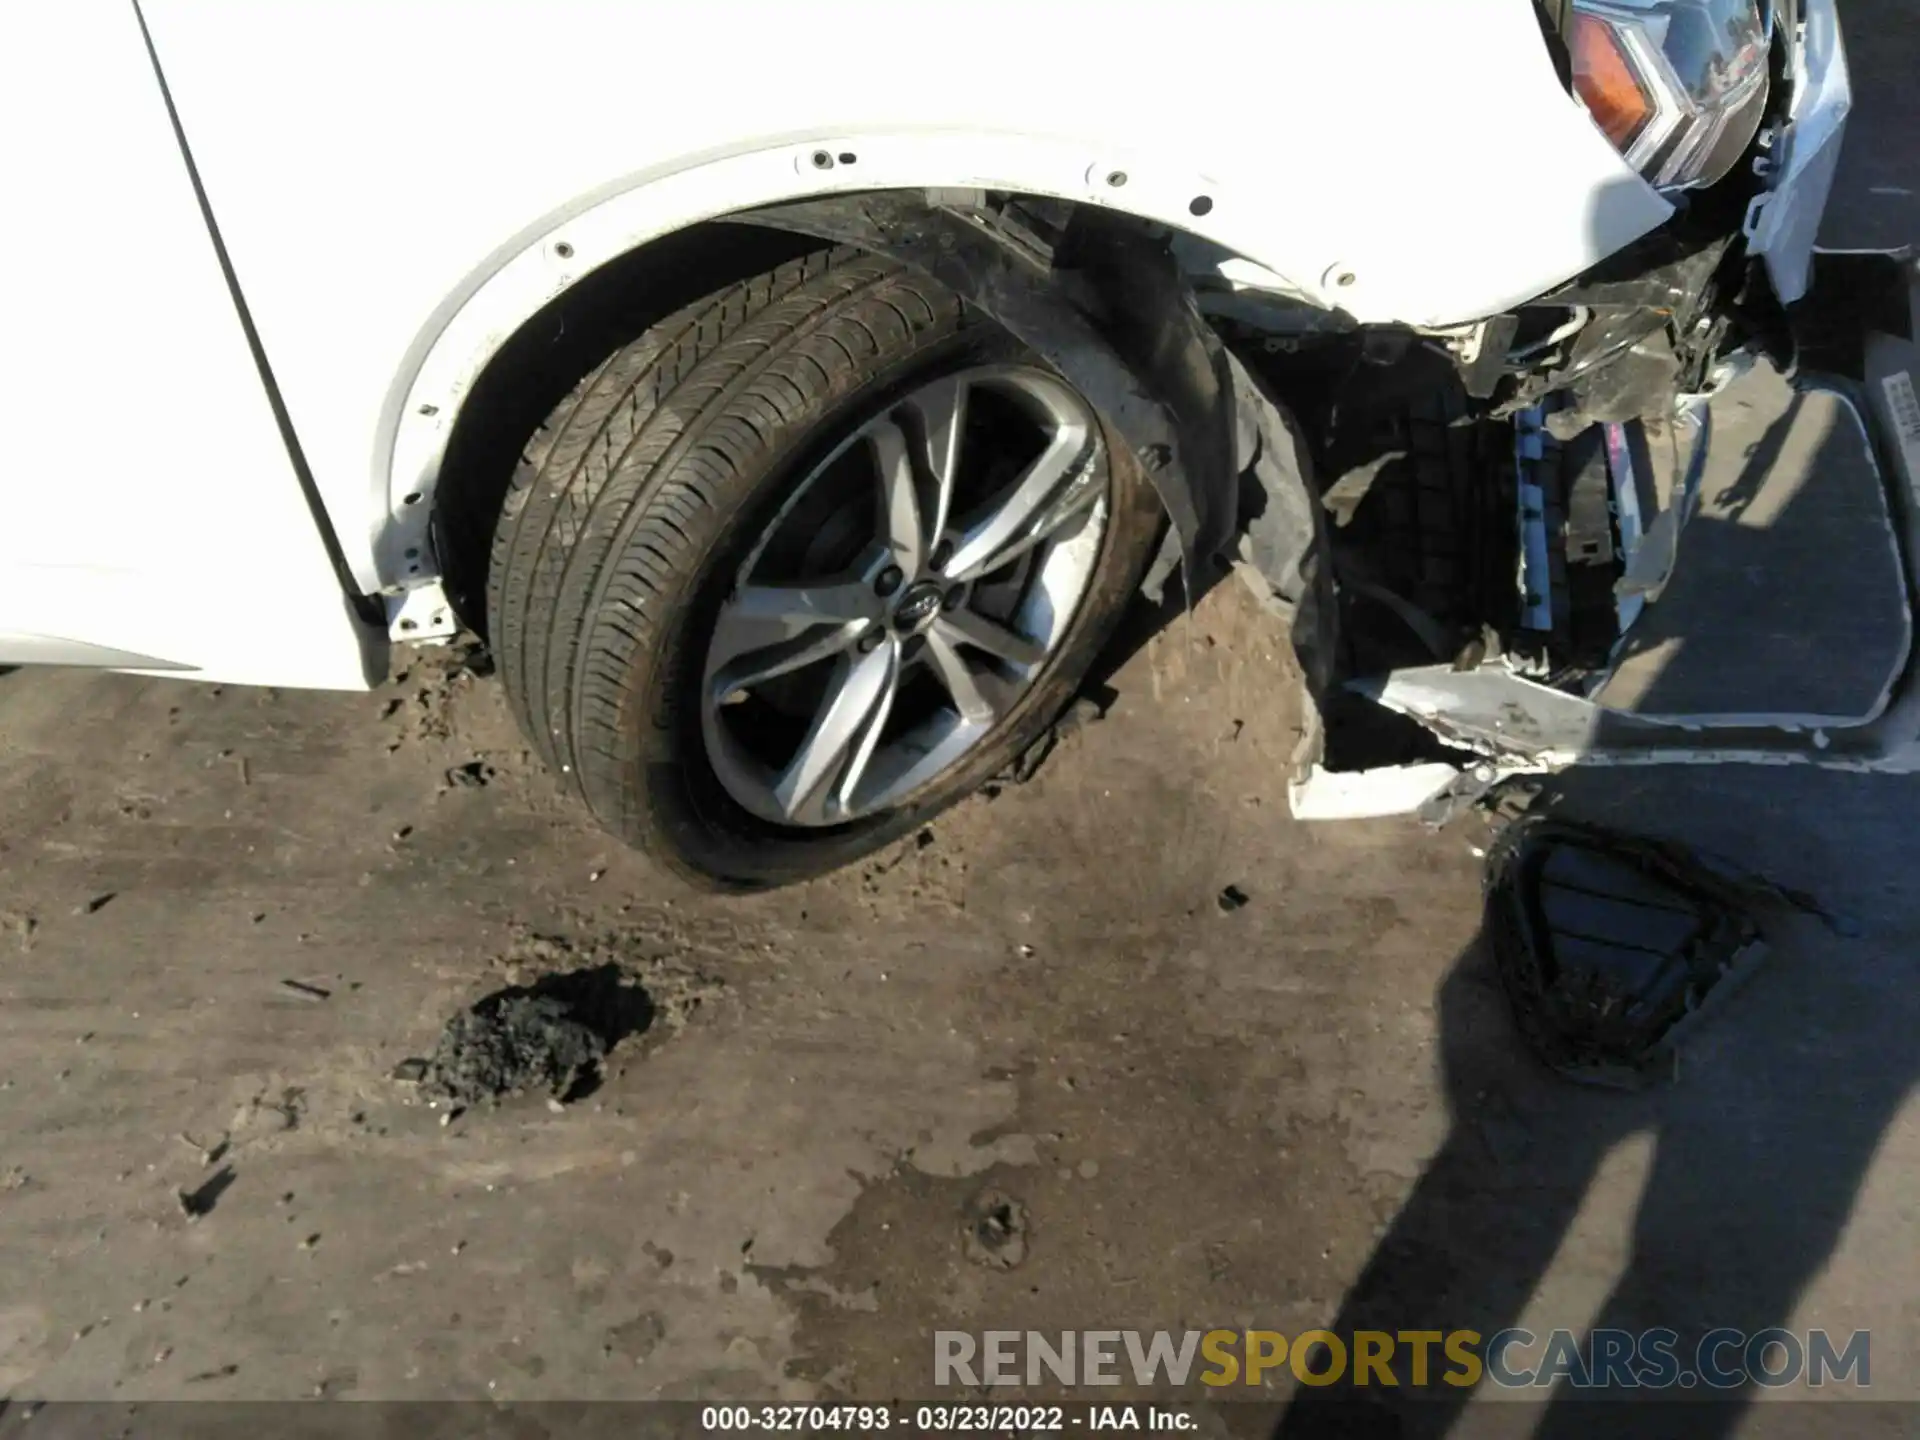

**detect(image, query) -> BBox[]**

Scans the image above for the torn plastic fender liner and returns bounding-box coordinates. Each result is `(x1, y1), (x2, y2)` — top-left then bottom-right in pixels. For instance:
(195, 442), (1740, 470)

(1226, 351), (1340, 698)
(737, 193), (1239, 582)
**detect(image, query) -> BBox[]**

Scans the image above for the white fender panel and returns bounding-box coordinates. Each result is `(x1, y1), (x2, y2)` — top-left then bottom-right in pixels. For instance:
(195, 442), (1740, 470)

(0, 0), (379, 688)
(140, 0), (1674, 597)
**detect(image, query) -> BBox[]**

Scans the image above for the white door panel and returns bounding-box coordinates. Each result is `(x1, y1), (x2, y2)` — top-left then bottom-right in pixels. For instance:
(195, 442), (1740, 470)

(0, 0), (378, 688)
(139, 0), (1672, 595)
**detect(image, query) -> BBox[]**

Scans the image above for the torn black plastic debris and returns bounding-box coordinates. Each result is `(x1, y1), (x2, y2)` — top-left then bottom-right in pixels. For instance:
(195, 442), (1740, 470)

(1481, 817), (1805, 1089)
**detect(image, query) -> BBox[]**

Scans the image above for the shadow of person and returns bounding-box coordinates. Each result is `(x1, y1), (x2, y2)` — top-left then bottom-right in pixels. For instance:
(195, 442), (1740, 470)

(1276, 763), (1920, 1440)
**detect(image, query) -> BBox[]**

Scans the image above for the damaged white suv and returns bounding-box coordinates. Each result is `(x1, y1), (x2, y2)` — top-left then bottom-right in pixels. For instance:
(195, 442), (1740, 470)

(7, 0), (1915, 886)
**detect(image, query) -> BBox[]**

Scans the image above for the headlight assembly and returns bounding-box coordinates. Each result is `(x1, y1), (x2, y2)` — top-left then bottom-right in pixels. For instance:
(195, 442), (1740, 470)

(1570, 0), (1773, 190)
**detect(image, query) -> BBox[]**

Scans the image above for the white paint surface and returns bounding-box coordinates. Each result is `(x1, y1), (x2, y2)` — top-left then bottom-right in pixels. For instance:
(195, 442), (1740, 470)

(0, 0), (377, 687)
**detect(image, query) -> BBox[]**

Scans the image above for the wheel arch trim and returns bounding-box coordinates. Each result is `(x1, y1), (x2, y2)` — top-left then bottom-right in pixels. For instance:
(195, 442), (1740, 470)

(383, 131), (1269, 600)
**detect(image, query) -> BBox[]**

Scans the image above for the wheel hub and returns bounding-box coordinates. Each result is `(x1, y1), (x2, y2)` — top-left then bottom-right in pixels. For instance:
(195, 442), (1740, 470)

(890, 580), (945, 636)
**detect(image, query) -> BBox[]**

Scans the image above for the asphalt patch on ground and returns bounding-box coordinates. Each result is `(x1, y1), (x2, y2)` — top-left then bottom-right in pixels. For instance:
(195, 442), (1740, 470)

(415, 963), (655, 1107)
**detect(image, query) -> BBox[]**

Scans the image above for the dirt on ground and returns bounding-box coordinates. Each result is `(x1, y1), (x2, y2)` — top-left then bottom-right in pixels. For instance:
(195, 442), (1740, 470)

(1, 572), (1915, 1437)
(5, 583), (1441, 1405)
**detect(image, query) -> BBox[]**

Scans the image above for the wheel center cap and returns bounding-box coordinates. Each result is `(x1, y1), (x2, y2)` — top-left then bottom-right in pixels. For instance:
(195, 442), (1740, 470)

(891, 581), (944, 635)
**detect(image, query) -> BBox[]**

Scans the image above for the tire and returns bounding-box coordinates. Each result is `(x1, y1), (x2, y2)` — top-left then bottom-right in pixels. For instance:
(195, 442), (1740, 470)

(487, 247), (1162, 889)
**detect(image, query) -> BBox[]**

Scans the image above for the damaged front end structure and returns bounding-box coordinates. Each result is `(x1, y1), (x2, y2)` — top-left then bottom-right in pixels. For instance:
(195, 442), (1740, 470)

(1336, 249), (1920, 814)
(742, 12), (1920, 818)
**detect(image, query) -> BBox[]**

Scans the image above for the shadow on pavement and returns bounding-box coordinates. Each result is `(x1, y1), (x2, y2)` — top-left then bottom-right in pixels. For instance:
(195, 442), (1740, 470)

(1280, 115), (1920, 1427)
(1599, 386), (1908, 722)
(1274, 761), (1920, 1440)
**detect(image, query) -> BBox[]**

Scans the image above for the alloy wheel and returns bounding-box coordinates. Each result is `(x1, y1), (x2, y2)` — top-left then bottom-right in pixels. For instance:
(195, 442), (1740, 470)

(699, 364), (1110, 827)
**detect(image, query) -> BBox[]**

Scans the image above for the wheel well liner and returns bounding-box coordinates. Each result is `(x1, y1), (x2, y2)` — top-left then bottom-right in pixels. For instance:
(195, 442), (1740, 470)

(736, 193), (1239, 582)
(433, 193), (1246, 639)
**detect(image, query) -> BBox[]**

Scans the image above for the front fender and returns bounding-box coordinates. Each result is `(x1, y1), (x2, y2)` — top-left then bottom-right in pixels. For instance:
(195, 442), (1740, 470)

(140, 0), (1674, 596)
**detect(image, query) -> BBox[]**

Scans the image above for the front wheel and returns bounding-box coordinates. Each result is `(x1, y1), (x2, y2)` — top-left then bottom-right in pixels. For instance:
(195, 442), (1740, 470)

(487, 248), (1163, 889)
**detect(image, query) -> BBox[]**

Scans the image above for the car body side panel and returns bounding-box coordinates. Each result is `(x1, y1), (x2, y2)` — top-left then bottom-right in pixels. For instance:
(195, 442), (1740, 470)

(0, 0), (379, 688)
(140, 0), (1675, 600)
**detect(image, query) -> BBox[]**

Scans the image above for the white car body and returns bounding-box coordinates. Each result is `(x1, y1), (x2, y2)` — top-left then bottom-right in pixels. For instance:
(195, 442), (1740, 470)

(0, 0), (1849, 689)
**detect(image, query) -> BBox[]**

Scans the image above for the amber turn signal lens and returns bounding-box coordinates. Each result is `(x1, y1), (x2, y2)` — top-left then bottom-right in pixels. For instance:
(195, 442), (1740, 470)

(1571, 13), (1654, 152)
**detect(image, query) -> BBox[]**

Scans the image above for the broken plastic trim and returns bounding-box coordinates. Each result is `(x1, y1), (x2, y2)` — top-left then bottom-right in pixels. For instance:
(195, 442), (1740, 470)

(1320, 355), (1920, 817)
(1294, 353), (1920, 819)
(1486, 813), (1851, 1086)
(1485, 816), (1774, 1088)
(1515, 405), (1556, 634)
(1287, 761), (1463, 822)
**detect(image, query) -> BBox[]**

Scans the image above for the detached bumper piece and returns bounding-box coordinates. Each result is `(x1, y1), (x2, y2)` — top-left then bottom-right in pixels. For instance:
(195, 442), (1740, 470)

(1483, 817), (1825, 1089)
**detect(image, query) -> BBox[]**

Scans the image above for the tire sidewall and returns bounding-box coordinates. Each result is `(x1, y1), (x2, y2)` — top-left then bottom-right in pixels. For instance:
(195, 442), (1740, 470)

(620, 326), (1161, 889)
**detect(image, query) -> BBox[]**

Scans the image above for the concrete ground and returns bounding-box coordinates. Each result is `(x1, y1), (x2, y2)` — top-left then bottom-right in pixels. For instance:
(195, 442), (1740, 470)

(1, 9), (1917, 1437)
